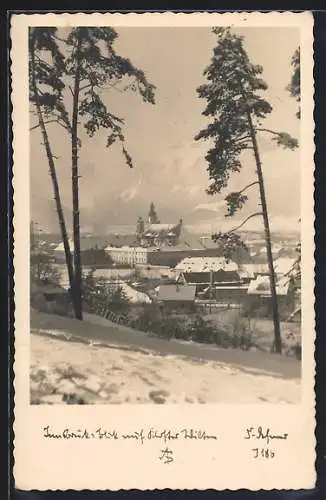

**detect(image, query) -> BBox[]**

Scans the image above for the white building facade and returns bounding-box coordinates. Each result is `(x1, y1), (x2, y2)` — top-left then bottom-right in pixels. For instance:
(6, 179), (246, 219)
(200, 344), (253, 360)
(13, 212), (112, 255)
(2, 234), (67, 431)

(105, 245), (148, 266)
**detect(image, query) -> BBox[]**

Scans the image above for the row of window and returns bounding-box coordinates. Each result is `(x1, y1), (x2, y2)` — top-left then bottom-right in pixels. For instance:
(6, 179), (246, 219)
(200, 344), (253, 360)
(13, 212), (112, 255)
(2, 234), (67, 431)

(106, 250), (148, 264)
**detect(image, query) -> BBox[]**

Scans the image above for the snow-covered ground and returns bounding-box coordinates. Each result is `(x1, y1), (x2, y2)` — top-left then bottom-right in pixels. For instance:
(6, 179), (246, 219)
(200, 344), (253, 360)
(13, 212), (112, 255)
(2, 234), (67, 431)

(30, 312), (301, 405)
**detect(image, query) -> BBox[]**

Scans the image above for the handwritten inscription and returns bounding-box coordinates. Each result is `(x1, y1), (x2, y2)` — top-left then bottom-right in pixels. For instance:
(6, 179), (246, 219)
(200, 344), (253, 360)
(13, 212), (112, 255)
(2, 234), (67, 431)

(42, 425), (289, 464)
(244, 426), (288, 445)
(244, 427), (288, 459)
(43, 426), (218, 444)
(43, 426), (217, 464)
(252, 448), (275, 459)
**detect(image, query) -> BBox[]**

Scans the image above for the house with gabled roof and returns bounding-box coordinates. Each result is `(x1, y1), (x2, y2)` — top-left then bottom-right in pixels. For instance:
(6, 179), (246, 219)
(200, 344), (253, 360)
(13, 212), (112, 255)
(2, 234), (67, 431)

(246, 275), (296, 318)
(174, 256), (249, 306)
(154, 284), (196, 313)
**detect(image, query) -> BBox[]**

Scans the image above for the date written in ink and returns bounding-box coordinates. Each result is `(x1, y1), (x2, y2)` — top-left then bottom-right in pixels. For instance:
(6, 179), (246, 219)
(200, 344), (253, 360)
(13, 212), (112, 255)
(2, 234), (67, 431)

(252, 448), (275, 459)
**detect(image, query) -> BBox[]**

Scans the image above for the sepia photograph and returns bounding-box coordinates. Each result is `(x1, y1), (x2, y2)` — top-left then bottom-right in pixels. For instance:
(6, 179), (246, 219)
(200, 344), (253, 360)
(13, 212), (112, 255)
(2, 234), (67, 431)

(28, 23), (303, 406)
(12, 12), (315, 491)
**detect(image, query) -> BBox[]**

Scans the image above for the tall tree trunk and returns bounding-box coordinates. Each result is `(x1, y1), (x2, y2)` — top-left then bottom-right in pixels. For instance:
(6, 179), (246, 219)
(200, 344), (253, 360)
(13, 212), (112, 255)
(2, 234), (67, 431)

(71, 32), (83, 320)
(30, 32), (76, 311)
(247, 112), (282, 354)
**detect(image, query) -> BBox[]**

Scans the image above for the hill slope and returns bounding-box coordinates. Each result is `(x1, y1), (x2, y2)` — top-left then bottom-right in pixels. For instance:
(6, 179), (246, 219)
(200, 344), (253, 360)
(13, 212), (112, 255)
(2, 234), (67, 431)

(30, 311), (301, 404)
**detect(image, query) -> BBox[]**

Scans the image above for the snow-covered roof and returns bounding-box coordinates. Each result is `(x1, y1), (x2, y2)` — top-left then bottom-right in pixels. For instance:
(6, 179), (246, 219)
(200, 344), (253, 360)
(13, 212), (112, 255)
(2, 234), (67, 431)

(104, 245), (146, 252)
(147, 223), (178, 232)
(107, 282), (151, 304)
(247, 275), (291, 296)
(239, 263), (269, 277)
(175, 257), (238, 273)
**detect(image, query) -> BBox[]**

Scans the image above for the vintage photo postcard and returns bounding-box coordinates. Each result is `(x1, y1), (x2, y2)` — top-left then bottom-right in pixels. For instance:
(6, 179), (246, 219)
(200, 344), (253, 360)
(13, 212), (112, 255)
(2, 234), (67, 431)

(12, 11), (315, 490)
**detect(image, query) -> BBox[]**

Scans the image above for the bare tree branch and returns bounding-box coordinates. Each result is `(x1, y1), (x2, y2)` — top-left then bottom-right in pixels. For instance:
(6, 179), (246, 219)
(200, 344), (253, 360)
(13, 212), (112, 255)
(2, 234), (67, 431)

(80, 83), (92, 91)
(234, 135), (251, 142)
(29, 119), (59, 131)
(229, 212), (263, 233)
(30, 117), (71, 132)
(256, 128), (281, 137)
(283, 256), (301, 278)
(238, 181), (259, 195)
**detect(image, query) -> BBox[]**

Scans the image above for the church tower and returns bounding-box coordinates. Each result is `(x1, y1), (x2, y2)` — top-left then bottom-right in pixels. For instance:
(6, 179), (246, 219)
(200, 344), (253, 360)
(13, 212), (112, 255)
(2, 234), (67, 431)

(148, 202), (159, 224)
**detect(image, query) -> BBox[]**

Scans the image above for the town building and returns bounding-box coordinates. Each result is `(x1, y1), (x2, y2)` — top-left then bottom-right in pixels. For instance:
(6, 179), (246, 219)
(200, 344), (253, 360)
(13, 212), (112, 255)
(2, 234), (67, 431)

(176, 257), (242, 294)
(174, 257), (248, 306)
(179, 272), (247, 304)
(179, 270), (241, 287)
(146, 246), (228, 268)
(104, 245), (148, 266)
(246, 275), (296, 318)
(140, 220), (184, 247)
(174, 256), (239, 273)
(155, 284), (196, 313)
(136, 203), (183, 247)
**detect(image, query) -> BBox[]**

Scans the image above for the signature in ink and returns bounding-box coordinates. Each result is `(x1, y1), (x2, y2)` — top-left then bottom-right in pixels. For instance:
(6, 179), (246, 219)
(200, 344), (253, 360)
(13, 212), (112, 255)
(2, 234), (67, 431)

(245, 426), (288, 445)
(159, 447), (174, 464)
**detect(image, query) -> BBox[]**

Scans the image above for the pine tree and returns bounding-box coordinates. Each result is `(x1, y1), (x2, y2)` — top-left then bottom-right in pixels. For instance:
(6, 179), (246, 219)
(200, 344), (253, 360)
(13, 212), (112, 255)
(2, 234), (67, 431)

(30, 27), (156, 320)
(287, 47), (301, 298)
(29, 28), (76, 312)
(195, 28), (298, 354)
(61, 27), (156, 320)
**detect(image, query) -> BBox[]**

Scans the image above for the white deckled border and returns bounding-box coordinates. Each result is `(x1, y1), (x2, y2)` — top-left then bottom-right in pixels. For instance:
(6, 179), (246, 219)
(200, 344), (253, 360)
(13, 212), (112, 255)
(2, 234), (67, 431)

(11, 11), (315, 491)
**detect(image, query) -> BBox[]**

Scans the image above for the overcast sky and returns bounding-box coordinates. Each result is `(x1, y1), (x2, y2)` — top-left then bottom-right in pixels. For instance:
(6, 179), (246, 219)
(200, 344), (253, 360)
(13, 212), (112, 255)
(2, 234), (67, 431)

(30, 26), (300, 234)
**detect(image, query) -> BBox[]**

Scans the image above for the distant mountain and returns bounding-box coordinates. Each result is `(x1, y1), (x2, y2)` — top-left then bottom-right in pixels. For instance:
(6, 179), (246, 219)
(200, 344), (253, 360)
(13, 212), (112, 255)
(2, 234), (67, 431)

(31, 138), (300, 235)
